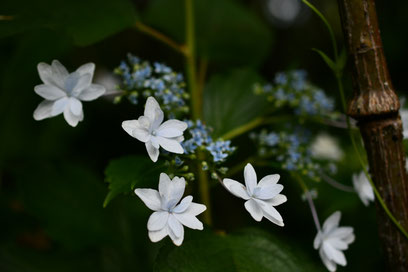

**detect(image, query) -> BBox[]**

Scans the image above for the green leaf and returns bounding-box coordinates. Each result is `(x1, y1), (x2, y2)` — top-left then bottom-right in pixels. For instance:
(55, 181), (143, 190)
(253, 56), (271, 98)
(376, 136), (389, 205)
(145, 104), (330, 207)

(143, 0), (273, 66)
(337, 47), (347, 72)
(0, 0), (138, 46)
(203, 69), (268, 138)
(104, 155), (166, 207)
(154, 229), (324, 272)
(14, 162), (113, 250)
(312, 48), (337, 72)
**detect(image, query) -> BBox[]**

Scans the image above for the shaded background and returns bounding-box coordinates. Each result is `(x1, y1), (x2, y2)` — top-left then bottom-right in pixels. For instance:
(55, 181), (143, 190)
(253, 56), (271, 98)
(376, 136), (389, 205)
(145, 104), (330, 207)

(0, 0), (407, 271)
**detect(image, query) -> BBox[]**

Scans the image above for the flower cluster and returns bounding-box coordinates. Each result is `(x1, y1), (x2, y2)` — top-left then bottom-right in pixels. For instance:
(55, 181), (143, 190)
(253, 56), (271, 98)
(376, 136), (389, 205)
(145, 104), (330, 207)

(182, 120), (236, 164)
(114, 54), (189, 116)
(254, 70), (335, 117)
(250, 128), (321, 180)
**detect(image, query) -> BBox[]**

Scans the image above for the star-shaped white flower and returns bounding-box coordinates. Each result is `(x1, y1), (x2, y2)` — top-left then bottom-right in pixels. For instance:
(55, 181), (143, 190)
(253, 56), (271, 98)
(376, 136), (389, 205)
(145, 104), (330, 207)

(135, 173), (206, 246)
(122, 97), (187, 162)
(314, 211), (355, 272)
(33, 60), (106, 127)
(222, 163), (287, 226)
(352, 171), (374, 206)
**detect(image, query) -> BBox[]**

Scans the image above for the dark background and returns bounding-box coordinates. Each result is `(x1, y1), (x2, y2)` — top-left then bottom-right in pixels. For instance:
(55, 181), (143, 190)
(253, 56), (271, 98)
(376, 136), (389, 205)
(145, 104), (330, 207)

(0, 0), (406, 271)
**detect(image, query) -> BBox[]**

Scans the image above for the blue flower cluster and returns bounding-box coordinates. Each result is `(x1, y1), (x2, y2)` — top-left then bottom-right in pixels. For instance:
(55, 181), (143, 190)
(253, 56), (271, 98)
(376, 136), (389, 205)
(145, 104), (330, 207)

(254, 70), (335, 116)
(250, 129), (320, 180)
(182, 120), (236, 163)
(114, 54), (189, 115)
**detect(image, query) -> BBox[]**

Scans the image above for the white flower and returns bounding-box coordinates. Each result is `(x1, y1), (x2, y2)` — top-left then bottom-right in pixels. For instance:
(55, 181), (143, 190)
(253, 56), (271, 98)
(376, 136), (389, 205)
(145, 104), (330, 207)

(310, 134), (344, 161)
(401, 109), (408, 139)
(352, 171), (374, 206)
(135, 173), (206, 246)
(122, 97), (187, 162)
(222, 163), (287, 226)
(314, 211), (355, 272)
(33, 60), (106, 127)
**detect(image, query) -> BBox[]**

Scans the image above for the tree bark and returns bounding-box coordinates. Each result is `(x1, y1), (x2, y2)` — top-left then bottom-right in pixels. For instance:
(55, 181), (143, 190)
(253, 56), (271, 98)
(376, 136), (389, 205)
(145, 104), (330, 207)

(338, 0), (408, 270)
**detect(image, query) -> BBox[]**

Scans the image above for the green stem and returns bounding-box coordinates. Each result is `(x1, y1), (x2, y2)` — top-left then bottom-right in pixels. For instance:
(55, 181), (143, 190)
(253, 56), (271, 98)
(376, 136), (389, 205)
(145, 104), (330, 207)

(134, 22), (186, 55)
(184, 0), (212, 225)
(302, 0), (338, 58)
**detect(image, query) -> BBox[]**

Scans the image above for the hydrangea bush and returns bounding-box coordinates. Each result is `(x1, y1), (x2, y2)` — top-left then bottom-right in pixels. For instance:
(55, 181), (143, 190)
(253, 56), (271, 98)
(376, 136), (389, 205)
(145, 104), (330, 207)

(24, 0), (401, 271)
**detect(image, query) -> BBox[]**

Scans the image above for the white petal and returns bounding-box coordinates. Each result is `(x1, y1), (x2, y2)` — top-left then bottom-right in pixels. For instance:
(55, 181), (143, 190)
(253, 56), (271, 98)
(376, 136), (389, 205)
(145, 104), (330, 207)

(122, 120), (142, 136)
(264, 194), (287, 206)
(133, 129), (150, 143)
(314, 232), (322, 249)
(168, 214), (183, 238)
(34, 84), (66, 100)
(174, 212), (204, 230)
(323, 242), (347, 266)
(144, 97), (163, 125)
(76, 62), (95, 77)
(52, 97), (69, 116)
(156, 137), (184, 154)
(37, 62), (54, 85)
(258, 174), (280, 187)
(148, 227), (168, 243)
(326, 237), (349, 250)
(256, 199), (284, 225)
(319, 247), (337, 272)
(146, 141), (159, 162)
(77, 84), (106, 101)
(244, 163), (257, 195)
(134, 188), (162, 211)
(253, 184), (283, 200)
(69, 97), (82, 116)
(330, 227), (354, 240)
(51, 60), (69, 85)
(222, 178), (250, 200)
(150, 136), (160, 149)
(173, 195), (193, 213)
(63, 106), (82, 127)
(72, 73), (92, 97)
(185, 203), (207, 216)
(168, 223), (184, 246)
(147, 211), (169, 231)
(323, 211), (341, 233)
(33, 100), (55, 120)
(244, 199), (263, 222)
(159, 174), (185, 205)
(156, 120), (188, 137)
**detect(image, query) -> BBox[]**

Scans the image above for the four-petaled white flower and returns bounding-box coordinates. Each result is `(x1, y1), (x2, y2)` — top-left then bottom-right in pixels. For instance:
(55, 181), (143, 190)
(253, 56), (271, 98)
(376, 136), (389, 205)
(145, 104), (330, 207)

(352, 171), (374, 206)
(222, 163), (287, 226)
(33, 60), (106, 127)
(122, 97), (187, 162)
(135, 173), (206, 246)
(314, 211), (355, 272)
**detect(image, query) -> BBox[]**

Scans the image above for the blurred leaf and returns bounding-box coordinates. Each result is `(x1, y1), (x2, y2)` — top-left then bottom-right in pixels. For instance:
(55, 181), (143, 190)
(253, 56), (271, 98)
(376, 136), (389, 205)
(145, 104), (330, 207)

(0, 0), (138, 45)
(154, 228), (324, 272)
(337, 47), (347, 72)
(15, 162), (112, 249)
(143, 0), (273, 65)
(312, 48), (336, 72)
(104, 155), (166, 207)
(203, 69), (268, 138)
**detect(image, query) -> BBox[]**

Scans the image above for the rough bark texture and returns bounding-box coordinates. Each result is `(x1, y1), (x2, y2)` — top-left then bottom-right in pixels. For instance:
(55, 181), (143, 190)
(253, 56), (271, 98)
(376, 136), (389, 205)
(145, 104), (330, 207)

(338, 0), (408, 270)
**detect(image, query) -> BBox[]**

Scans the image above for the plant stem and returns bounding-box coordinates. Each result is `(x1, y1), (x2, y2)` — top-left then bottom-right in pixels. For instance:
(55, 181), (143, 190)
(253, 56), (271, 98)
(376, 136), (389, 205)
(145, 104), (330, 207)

(319, 171), (355, 193)
(293, 173), (321, 232)
(184, 0), (212, 225)
(134, 21), (186, 55)
(301, 0), (338, 58)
